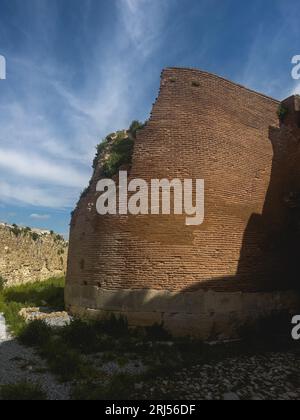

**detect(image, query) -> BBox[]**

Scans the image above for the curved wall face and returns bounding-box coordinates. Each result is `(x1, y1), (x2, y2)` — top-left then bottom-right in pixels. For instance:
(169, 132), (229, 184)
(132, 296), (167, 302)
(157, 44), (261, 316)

(66, 69), (300, 339)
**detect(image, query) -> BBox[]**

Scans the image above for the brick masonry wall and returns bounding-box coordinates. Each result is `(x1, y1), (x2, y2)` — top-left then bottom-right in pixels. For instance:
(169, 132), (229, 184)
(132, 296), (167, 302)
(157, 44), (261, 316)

(66, 68), (300, 299)
(0, 224), (68, 286)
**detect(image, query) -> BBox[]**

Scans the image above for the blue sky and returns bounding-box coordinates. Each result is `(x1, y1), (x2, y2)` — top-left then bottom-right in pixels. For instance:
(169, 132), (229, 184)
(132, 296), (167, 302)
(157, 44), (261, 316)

(0, 0), (299, 237)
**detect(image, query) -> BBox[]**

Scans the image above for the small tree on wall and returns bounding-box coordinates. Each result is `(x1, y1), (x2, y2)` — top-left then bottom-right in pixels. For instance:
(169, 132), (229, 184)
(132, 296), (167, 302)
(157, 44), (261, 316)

(277, 104), (289, 121)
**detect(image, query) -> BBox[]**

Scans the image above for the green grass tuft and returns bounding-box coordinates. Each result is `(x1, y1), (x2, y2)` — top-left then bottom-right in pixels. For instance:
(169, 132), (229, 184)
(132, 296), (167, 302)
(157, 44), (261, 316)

(40, 339), (92, 382)
(62, 319), (102, 354)
(0, 277), (65, 336)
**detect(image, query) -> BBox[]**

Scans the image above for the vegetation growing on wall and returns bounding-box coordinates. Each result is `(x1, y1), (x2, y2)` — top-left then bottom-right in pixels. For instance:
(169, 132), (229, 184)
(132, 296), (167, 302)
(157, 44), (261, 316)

(191, 80), (200, 87)
(277, 104), (289, 121)
(9, 225), (39, 241)
(7, 224), (65, 243)
(93, 120), (145, 176)
(72, 121), (145, 214)
(9, 224), (24, 237)
(54, 233), (65, 243)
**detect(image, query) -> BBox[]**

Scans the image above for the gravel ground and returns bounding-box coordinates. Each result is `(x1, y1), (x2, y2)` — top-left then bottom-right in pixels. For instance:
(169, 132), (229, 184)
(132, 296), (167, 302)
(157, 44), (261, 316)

(0, 314), (70, 400)
(135, 351), (300, 400)
(87, 353), (148, 376)
(2, 313), (300, 400)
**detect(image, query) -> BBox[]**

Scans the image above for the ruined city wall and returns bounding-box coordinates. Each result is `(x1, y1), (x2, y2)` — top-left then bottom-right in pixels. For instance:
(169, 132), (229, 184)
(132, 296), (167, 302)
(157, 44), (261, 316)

(66, 68), (300, 339)
(0, 224), (68, 286)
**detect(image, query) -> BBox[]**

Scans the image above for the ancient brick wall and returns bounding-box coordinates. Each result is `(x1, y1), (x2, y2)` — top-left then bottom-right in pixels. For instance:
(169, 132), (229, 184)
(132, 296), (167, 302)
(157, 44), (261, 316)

(68, 68), (287, 291)
(0, 224), (68, 286)
(66, 68), (300, 338)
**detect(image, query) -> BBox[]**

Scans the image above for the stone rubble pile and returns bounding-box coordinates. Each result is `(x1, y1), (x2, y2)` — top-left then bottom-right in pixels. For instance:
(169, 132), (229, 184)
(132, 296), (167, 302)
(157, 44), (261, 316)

(19, 307), (72, 327)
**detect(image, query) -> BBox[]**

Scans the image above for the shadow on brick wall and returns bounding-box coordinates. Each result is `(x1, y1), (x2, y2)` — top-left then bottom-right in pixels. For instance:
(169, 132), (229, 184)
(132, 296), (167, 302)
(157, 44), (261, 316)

(185, 121), (300, 294)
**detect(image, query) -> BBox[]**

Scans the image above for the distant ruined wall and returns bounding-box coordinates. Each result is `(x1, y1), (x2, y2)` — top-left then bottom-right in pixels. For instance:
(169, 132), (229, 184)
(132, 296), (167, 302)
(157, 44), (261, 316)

(66, 68), (300, 339)
(0, 224), (68, 286)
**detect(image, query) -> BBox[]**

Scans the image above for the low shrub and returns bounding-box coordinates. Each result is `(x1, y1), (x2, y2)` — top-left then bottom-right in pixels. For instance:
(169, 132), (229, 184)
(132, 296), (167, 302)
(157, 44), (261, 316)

(99, 314), (129, 337)
(19, 320), (53, 348)
(0, 382), (47, 401)
(62, 319), (101, 354)
(144, 323), (171, 341)
(41, 339), (91, 382)
(31, 232), (39, 242)
(101, 136), (134, 178)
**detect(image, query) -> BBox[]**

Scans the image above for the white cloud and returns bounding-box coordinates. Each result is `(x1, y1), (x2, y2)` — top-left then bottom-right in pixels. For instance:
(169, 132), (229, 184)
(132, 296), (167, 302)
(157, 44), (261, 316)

(30, 213), (50, 220)
(0, 148), (89, 188)
(0, 181), (76, 209)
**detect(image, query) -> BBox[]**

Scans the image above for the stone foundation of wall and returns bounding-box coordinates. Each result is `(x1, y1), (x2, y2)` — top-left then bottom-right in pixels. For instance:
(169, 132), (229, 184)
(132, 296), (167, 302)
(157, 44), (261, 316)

(65, 285), (300, 340)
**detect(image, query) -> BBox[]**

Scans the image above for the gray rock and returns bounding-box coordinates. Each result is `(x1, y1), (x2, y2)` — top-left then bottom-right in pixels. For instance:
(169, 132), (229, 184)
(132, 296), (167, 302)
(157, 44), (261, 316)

(223, 392), (240, 401)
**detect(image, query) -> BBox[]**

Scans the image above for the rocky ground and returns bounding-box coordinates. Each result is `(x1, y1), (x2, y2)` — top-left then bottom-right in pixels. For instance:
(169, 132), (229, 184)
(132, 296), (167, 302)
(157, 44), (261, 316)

(0, 313), (70, 400)
(1, 312), (300, 400)
(134, 351), (300, 400)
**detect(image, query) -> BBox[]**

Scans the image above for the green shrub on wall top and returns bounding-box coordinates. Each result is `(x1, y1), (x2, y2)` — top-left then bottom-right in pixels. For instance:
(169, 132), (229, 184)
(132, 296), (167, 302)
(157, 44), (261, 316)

(73, 121), (145, 213)
(277, 104), (288, 121)
(92, 120), (145, 175)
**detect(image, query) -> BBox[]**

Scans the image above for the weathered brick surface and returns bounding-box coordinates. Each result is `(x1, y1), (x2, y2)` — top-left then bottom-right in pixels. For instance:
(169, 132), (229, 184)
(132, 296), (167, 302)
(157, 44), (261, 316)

(66, 68), (300, 299)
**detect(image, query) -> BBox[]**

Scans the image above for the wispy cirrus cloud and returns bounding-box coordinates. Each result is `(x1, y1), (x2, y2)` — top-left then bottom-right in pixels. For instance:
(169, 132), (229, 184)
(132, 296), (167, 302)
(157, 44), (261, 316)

(0, 180), (76, 209)
(118, 0), (170, 57)
(0, 148), (89, 188)
(238, 1), (300, 100)
(0, 0), (170, 219)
